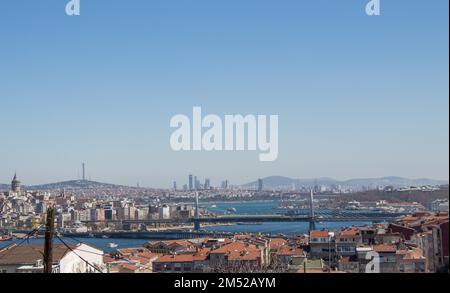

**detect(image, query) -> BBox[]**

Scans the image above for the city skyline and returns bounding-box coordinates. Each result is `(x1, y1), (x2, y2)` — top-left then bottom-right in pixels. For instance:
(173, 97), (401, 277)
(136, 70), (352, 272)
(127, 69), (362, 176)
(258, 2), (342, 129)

(1, 0), (448, 187)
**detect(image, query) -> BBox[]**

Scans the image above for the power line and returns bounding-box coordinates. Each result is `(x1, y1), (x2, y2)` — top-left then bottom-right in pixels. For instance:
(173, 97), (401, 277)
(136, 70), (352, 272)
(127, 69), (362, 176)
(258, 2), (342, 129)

(0, 225), (44, 259)
(54, 234), (103, 273)
(60, 235), (155, 271)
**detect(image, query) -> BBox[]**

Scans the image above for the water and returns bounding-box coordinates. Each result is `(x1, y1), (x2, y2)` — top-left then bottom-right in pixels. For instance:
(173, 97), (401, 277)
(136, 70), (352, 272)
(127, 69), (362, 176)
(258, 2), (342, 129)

(203, 200), (371, 235)
(203, 200), (282, 215)
(203, 221), (371, 236)
(1, 237), (149, 253)
(2, 201), (373, 252)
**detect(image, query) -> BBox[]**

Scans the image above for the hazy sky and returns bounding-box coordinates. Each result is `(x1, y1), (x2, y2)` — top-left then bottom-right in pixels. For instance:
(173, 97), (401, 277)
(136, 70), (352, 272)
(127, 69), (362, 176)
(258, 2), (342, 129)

(0, 0), (448, 188)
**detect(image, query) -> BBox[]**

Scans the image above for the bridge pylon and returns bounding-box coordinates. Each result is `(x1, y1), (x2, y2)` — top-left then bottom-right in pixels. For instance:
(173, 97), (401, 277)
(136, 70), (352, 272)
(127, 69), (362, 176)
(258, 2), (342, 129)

(194, 192), (200, 231)
(194, 220), (200, 231)
(309, 220), (316, 232)
(308, 189), (316, 232)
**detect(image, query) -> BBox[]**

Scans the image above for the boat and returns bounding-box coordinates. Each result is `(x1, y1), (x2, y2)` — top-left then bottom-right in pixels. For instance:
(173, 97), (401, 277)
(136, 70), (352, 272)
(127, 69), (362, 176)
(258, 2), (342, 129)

(107, 243), (118, 248)
(0, 235), (13, 241)
(226, 208), (237, 214)
(101, 235), (110, 239)
(210, 205), (217, 208)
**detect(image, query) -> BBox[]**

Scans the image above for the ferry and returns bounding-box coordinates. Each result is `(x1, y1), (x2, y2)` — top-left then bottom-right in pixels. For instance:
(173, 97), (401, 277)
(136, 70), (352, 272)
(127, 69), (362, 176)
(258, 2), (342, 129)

(226, 208), (237, 214)
(0, 235), (13, 241)
(107, 243), (118, 248)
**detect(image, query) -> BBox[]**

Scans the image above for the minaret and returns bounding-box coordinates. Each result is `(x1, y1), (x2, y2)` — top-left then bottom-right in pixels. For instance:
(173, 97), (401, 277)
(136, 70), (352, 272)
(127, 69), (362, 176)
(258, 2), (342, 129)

(11, 173), (21, 193)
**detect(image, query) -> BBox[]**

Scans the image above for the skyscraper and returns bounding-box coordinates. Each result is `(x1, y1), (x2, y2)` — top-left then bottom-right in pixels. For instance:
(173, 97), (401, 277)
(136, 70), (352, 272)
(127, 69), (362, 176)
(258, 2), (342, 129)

(173, 181), (177, 191)
(195, 177), (201, 190)
(189, 174), (193, 190)
(221, 180), (229, 190)
(257, 178), (263, 192)
(204, 178), (211, 190)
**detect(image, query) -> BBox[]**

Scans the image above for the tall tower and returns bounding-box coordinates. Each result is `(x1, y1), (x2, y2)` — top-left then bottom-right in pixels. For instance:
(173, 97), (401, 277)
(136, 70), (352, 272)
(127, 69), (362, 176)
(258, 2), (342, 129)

(194, 176), (198, 190)
(82, 163), (86, 181)
(11, 173), (21, 193)
(189, 174), (193, 191)
(258, 178), (263, 192)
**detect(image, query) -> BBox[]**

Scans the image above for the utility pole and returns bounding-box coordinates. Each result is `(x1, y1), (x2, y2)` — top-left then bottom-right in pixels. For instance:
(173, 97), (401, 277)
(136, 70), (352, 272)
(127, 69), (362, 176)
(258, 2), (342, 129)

(43, 207), (55, 273)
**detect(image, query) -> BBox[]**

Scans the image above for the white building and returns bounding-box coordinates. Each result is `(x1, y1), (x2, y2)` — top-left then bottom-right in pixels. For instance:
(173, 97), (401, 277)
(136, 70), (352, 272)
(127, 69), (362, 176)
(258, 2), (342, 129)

(0, 243), (104, 273)
(158, 205), (171, 219)
(431, 199), (449, 213)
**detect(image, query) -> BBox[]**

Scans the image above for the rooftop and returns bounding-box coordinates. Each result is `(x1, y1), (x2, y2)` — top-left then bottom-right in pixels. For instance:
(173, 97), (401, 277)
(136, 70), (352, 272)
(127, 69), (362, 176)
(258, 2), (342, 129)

(310, 230), (330, 238)
(0, 244), (77, 265)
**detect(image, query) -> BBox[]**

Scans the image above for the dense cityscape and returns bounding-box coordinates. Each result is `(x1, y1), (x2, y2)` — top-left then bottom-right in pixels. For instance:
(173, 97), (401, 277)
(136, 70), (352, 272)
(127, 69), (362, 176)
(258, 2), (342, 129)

(1, 172), (448, 273)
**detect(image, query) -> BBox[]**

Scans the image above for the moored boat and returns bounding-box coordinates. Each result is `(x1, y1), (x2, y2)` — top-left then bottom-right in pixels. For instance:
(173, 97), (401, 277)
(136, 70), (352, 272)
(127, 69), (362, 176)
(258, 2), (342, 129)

(0, 235), (13, 241)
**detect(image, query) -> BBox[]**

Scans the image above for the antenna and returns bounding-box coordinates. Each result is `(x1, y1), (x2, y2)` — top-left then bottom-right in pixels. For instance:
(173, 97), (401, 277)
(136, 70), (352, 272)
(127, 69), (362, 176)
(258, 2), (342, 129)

(82, 163), (86, 181)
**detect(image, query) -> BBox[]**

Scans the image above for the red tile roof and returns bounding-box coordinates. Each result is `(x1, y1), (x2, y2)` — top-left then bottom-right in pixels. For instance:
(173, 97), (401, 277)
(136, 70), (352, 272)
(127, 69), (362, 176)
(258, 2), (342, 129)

(373, 244), (397, 253)
(310, 230), (329, 238)
(275, 246), (304, 256)
(269, 238), (287, 250)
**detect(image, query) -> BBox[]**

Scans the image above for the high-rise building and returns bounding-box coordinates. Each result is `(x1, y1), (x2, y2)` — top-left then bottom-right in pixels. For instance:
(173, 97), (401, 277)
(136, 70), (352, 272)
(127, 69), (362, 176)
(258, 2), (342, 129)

(189, 174), (193, 190)
(221, 180), (229, 190)
(195, 177), (201, 190)
(257, 178), (263, 192)
(173, 181), (177, 191)
(194, 176), (198, 190)
(11, 173), (21, 193)
(205, 178), (211, 190)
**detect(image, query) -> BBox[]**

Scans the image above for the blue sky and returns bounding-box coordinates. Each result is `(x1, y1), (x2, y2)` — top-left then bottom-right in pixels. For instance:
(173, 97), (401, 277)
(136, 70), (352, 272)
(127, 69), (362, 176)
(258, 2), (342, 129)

(0, 0), (448, 187)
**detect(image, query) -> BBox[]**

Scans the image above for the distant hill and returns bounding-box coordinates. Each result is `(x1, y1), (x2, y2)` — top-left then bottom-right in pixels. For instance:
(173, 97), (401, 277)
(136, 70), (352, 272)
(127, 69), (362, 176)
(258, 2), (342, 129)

(243, 176), (449, 190)
(29, 180), (131, 190)
(1, 180), (133, 192)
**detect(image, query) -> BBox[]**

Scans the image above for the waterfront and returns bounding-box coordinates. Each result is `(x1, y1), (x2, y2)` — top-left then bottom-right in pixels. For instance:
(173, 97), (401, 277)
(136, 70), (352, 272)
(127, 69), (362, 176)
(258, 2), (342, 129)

(2, 200), (372, 253)
(203, 221), (371, 236)
(203, 200), (283, 215)
(1, 220), (371, 253)
(202, 200), (371, 235)
(0, 237), (150, 253)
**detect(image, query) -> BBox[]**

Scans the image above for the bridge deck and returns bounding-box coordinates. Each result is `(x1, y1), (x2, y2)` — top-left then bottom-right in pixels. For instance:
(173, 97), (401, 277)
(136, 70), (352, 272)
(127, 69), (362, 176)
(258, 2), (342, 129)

(81, 213), (402, 224)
